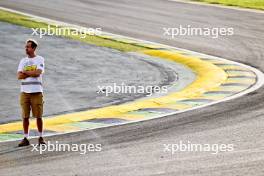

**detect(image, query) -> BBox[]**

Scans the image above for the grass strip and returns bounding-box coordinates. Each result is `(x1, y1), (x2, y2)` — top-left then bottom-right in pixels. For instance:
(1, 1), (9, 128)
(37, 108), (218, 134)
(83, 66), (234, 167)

(192, 0), (264, 10)
(0, 9), (145, 52)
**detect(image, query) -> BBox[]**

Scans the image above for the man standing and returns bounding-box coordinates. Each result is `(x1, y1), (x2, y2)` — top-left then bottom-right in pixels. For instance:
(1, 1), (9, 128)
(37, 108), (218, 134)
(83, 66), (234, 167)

(17, 39), (46, 147)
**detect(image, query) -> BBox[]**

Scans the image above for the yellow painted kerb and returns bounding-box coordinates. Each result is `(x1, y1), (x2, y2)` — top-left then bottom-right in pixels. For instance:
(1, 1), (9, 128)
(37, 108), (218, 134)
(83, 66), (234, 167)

(0, 50), (228, 133)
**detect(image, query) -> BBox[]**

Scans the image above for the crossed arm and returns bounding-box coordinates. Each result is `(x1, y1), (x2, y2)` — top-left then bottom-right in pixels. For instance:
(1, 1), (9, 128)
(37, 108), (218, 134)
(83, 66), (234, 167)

(17, 69), (42, 80)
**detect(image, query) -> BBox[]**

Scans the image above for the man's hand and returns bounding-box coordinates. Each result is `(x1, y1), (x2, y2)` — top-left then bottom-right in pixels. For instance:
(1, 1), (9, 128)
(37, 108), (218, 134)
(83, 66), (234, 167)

(17, 71), (29, 80)
(22, 69), (42, 77)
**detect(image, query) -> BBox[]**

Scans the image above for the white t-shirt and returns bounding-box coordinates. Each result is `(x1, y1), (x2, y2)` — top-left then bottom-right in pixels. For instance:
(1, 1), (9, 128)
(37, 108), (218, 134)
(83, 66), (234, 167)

(17, 55), (45, 93)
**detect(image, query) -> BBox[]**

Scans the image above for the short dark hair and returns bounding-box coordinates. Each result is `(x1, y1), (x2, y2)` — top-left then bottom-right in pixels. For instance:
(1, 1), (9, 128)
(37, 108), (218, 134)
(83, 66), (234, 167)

(26, 39), (38, 49)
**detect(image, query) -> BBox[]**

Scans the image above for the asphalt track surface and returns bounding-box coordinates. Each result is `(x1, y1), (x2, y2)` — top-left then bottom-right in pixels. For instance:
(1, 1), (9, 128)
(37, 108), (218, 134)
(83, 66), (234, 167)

(0, 21), (193, 124)
(0, 0), (264, 175)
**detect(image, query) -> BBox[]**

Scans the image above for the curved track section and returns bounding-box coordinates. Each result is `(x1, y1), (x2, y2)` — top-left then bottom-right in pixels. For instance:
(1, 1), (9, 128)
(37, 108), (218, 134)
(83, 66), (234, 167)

(0, 0), (264, 175)
(0, 8), (263, 144)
